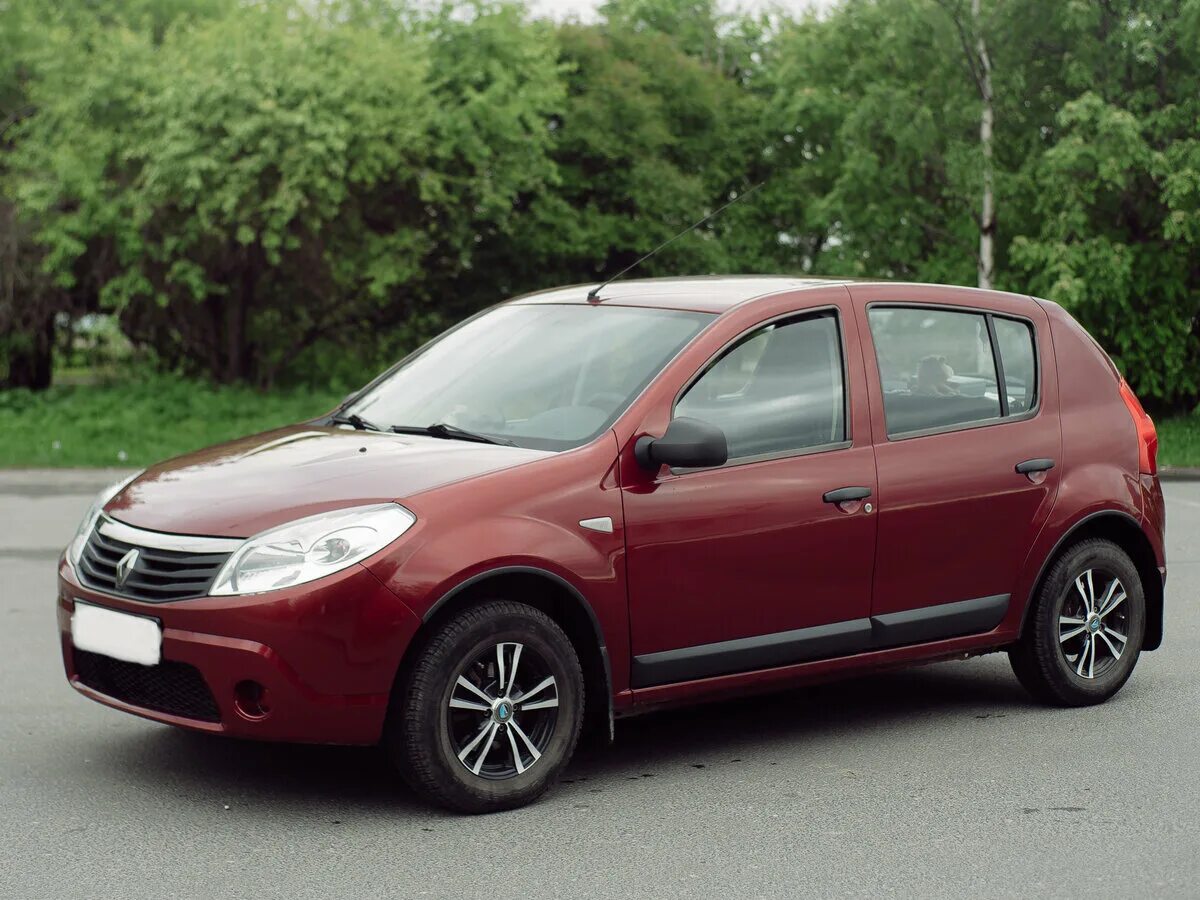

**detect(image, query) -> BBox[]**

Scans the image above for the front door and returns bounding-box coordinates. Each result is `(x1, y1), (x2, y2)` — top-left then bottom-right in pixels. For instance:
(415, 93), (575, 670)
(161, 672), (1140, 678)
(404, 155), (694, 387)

(852, 288), (1061, 643)
(621, 302), (879, 687)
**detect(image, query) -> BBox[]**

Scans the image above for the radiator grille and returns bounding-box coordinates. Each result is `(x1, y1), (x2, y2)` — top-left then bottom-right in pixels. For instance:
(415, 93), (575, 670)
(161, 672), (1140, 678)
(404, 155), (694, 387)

(77, 526), (231, 603)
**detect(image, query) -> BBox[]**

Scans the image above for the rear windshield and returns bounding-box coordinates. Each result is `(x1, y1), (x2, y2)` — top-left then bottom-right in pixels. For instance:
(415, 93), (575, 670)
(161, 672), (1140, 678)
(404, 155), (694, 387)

(348, 304), (712, 451)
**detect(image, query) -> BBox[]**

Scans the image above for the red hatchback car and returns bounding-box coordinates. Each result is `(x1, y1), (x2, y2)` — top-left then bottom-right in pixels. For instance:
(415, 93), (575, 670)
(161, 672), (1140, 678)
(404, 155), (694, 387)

(58, 277), (1166, 812)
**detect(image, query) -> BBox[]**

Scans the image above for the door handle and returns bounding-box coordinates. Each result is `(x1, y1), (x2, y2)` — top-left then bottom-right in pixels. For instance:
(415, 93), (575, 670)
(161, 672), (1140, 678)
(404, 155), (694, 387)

(823, 486), (872, 504)
(1015, 458), (1055, 474)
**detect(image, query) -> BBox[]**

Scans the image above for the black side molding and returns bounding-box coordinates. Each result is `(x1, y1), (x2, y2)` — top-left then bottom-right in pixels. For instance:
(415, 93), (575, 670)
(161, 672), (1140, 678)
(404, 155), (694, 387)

(631, 618), (871, 688)
(631, 594), (1011, 689)
(869, 594), (1010, 649)
(1015, 458), (1055, 474)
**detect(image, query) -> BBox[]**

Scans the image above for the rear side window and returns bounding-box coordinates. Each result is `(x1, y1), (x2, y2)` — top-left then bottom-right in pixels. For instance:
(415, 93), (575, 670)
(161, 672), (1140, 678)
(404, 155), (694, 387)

(869, 307), (1001, 436)
(676, 311), (846, 460)
(994, 317), (1037, 413)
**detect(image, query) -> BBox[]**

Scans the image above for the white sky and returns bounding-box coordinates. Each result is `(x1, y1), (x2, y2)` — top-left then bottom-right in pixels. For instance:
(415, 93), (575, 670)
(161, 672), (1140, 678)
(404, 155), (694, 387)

(527, 0), (832, 21)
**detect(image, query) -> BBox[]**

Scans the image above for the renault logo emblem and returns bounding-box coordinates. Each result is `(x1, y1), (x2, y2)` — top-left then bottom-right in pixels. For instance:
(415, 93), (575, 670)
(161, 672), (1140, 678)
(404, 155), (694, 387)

(115, 548), (140, 589)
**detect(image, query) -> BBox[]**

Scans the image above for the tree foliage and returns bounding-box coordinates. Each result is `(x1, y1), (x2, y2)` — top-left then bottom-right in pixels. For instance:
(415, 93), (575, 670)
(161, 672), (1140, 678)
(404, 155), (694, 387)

(1008, 2), (1200, 413)
(6, 1), (563, 385)
(1, 0), (1197, 412)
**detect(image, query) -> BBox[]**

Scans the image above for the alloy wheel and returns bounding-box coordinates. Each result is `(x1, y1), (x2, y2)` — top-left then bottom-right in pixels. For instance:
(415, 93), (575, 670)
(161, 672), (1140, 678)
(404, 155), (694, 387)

(446, 641), (560, 780)
(1058, 568), (1130, 680)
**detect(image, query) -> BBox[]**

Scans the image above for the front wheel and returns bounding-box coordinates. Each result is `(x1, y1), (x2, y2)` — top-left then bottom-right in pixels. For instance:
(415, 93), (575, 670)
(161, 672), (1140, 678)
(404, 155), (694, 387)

(386, 600), (584, 813)
(1009, 538), (1145, 706)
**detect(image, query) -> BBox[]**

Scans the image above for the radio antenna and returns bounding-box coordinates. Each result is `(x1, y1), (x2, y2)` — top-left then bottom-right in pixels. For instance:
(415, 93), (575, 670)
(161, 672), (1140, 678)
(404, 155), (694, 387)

(586, 182), (764, 302)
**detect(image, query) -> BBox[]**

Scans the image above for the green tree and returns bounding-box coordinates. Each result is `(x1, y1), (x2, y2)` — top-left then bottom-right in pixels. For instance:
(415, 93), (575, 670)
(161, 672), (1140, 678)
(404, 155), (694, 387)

(599, 0), (724, 66)
(753, 1), (984, 280)
(10, 1), (563, 386)
(402, 1), (565, 320)
(1, 0), (49, 389)
(2, 0), (1198, 415)
(0, 0), (237, 389)
(12, 4), (433, 385)
(473, 19), (760, 302)
(1010, 1), (1200, 413)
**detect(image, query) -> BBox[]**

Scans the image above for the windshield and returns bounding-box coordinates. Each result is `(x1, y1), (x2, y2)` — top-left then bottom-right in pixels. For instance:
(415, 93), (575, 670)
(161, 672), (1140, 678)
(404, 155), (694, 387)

(346, 304), (712, 450)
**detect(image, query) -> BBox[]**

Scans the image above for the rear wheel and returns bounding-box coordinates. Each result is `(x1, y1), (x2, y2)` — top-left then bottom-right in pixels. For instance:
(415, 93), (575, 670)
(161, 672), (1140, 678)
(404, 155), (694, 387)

(1009, 538), (1145, 706)
(386, 600), (584, 813)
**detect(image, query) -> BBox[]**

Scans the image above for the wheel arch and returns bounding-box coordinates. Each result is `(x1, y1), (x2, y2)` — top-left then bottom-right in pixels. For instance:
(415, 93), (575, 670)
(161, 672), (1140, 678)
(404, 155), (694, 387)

(401, 566), (614, 746)
(1021, 510), (1163, 651)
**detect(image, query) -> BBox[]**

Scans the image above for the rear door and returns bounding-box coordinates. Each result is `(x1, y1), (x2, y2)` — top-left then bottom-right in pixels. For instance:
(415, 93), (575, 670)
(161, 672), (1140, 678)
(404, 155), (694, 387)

(850, 285), (1061, 642)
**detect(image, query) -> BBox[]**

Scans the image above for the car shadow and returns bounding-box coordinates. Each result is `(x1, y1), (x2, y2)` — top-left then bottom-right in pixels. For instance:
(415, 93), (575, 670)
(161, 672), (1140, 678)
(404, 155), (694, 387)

(92, 657), (1034, 817)
(571, 656), (1032, 772)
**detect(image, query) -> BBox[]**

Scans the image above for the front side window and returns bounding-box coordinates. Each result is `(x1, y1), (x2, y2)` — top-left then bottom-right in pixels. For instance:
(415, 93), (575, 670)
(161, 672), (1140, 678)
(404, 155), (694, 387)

(348, 304), (711, 451)
(868, 306), (1038, 437)
(675, 312), (846, 461)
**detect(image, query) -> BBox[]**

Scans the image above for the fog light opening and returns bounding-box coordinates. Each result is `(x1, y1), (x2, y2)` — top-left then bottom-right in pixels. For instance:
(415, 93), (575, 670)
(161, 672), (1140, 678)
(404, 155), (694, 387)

(234, 680), (270, 719)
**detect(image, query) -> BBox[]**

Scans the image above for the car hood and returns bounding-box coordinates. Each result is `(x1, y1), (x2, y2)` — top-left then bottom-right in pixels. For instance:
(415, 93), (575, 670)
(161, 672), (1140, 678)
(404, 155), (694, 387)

(104, 426), (551, 537)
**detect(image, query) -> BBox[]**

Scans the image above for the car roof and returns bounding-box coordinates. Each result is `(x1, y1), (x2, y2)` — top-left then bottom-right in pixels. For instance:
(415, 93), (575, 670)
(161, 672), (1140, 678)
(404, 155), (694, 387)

(508, 275), (1037, 315)
(508, 276), (853, 314)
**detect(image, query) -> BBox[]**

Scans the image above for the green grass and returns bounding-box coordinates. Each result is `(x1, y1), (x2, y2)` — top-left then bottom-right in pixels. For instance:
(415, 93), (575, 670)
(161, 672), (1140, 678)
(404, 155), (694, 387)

(0, 376), (343, 468)
(1, 376), (1198, 469)
(1158, 411), (1200, 469)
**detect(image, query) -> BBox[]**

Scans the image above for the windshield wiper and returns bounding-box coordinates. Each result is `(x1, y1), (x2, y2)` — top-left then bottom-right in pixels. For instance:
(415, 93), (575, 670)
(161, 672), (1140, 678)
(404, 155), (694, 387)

(330, 413), (384, 432)
(389, 423), (515, 446)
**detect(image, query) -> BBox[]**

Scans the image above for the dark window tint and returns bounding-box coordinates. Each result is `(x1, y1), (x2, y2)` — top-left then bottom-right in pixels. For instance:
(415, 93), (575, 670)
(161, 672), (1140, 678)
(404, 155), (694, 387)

(994, 317), (1037, 414)
(868, 307), (1001, 436)
(676, 312), (846, 460)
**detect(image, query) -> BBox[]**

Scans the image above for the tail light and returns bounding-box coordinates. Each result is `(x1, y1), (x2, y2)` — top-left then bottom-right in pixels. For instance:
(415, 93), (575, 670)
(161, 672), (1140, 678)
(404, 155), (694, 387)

(1118, 378), (1158, 475)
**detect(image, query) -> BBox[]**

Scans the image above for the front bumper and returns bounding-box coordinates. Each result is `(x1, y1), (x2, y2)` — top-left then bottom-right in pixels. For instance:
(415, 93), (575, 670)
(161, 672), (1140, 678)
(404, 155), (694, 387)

(57, 557), (421, 745)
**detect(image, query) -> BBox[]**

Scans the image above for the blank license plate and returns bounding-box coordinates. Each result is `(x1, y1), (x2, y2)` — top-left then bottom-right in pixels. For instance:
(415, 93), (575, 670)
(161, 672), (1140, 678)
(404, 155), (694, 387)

(71, 601), (162, 666)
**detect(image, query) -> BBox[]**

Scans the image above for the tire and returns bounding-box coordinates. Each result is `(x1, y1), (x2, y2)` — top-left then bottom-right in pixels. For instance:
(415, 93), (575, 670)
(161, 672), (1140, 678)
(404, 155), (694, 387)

(386, 600), (584, 813)
(1009, 538), (1145, 707)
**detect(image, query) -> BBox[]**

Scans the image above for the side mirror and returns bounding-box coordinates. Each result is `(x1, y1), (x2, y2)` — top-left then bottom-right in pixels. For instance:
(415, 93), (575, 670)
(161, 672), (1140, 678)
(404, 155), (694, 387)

(635, 417), (728, 471)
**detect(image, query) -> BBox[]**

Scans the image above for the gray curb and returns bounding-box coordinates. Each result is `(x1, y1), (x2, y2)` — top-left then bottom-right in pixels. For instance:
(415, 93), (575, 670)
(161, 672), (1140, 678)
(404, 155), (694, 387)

(0, 468), (139, 496)
(1160, 466), (1200, 482)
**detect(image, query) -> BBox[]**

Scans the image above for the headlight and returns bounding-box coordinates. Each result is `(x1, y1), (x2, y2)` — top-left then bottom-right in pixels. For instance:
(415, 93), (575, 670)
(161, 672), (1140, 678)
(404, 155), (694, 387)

(67, 470), (144, 566)
(209, 503), (415, 596)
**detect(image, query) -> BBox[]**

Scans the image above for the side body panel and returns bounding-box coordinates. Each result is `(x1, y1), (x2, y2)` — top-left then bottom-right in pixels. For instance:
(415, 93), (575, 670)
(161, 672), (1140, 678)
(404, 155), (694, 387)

(622, 290), (1166, 714)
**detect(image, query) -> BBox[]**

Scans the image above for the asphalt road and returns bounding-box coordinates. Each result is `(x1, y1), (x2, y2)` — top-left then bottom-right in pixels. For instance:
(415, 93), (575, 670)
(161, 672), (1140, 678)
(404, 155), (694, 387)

(2, 470), (1198, 899)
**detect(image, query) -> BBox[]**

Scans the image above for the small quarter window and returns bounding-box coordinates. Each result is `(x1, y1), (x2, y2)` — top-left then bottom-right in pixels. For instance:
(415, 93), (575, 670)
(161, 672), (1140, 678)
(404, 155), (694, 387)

(868, 307), (1002, 436)
(994, 317), (1037, 414)
(676, 312), (846, 460)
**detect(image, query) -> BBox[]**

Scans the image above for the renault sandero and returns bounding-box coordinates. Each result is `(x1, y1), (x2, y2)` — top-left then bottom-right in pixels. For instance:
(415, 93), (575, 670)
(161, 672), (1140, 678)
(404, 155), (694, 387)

(58, 277), (1166, 812)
